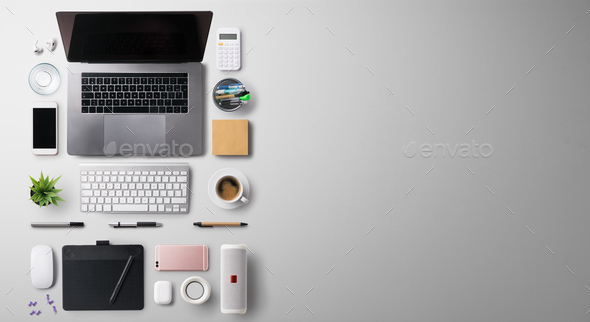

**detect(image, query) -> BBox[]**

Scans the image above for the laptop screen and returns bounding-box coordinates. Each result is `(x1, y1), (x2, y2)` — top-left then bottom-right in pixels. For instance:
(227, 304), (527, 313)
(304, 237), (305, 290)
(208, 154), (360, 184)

(57, 12), (213, 63)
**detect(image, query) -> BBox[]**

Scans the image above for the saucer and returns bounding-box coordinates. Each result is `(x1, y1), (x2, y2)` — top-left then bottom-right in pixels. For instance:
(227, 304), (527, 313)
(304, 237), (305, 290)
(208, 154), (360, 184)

(208, 168), (250, 209)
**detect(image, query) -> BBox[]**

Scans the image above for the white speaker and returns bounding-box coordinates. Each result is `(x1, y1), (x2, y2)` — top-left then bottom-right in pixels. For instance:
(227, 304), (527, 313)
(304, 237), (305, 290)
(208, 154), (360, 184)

(220, 244), (247, 314)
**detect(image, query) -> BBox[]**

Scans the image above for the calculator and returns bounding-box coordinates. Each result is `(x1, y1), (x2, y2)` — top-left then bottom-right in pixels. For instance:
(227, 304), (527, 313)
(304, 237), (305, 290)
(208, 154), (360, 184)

(216, 28), (241, 71)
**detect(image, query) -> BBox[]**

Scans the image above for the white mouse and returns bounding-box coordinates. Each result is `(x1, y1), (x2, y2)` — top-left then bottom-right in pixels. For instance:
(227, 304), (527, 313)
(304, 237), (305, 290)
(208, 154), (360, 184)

(31, 245), (53, 289)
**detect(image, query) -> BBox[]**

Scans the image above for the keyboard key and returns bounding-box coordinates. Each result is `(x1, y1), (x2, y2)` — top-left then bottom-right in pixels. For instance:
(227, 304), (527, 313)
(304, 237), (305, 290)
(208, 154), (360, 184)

(82, 78), (88, 84)
(114, 107), (150, 113)
(172, 99), (187, 106)
(89, 78), (96, 84)
(82, 93), (94, 98)
(181, 106), (188, 113)
(178, 78), (188, 84)
(112, 204), (148, 212)
(171, 198), (187, 204)
(82, 85), (92, 91)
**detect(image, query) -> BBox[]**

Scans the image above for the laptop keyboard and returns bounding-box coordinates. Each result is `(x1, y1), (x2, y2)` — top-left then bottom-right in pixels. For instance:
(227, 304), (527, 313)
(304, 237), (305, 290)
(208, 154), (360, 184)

(81, 73), (189, 114)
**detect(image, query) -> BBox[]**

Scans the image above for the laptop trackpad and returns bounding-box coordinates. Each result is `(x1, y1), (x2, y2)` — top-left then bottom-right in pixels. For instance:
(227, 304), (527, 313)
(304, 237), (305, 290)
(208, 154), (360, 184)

(104, 115), (166, 156)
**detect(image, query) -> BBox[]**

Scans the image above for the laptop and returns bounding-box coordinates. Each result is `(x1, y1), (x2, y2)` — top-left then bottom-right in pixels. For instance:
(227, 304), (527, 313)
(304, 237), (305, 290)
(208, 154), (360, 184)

(56, 12), (213, 156)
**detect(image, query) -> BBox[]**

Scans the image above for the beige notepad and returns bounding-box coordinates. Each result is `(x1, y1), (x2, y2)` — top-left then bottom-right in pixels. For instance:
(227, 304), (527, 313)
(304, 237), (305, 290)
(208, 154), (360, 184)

(212, 119), (249, 155)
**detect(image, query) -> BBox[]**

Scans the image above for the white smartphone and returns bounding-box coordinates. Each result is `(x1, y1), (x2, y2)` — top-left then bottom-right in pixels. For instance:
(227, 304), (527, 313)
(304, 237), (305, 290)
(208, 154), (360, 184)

(32, 102), (58, 155)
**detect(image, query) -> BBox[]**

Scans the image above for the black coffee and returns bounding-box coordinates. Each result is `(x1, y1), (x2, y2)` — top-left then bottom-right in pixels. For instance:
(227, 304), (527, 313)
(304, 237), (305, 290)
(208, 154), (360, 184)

(217, 176), (241, 201)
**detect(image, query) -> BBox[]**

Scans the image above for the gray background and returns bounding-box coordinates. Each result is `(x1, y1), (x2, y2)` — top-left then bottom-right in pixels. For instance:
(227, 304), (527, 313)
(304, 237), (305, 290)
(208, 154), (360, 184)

(1, 0), (590, 321)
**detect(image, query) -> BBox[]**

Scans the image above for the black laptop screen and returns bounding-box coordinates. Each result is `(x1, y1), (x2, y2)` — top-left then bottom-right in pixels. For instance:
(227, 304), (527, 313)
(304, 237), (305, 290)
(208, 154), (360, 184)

(59, 12), (212, 62)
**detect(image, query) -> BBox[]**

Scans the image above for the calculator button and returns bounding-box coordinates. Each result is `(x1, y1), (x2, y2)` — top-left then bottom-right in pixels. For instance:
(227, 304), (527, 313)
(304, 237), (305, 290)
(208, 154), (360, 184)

(218, 42), (223, 46)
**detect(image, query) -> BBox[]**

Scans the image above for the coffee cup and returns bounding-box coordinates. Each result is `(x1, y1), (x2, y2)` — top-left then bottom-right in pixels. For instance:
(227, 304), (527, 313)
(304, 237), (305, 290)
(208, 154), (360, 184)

(216, 175), (249, 204)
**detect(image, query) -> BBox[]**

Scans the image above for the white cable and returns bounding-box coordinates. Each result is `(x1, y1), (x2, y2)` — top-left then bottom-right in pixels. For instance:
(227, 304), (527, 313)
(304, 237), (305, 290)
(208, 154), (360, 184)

(180, 276), (211, 305)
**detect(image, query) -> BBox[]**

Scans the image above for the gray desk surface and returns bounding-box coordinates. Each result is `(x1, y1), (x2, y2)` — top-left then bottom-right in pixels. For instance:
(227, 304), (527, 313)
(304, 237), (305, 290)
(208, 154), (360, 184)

(1, 0), (590, 321)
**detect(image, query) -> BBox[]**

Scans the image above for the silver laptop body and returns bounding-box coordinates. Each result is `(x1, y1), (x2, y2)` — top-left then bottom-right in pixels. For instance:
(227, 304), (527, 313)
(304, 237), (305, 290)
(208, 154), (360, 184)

(56, 12), (213, 157)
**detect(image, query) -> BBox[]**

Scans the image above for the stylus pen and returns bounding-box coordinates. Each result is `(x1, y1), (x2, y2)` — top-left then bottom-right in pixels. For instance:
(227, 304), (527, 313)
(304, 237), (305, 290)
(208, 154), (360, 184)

(31, 222), (84, 227)
(109, 255), (134, 305)
(218, 84), (243, 89)
(215, 88), (244, 95)
(109, 222), (162, 228)
(194, 222), (248, 227)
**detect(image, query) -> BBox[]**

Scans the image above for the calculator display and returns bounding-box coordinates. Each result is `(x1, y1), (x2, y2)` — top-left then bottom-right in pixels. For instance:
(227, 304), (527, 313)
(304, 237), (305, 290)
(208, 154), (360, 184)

(220, 34), (237, 40)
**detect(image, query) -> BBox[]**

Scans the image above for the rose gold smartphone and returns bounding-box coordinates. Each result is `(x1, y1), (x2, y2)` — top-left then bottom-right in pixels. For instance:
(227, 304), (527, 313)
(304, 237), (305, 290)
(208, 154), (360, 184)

(154, 245), (209, 271)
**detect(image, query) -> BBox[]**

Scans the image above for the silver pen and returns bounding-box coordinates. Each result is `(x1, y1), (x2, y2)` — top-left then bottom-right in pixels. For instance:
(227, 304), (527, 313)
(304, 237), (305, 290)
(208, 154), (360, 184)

(109, 222), (162, 228)
(31, 222), (84, 227)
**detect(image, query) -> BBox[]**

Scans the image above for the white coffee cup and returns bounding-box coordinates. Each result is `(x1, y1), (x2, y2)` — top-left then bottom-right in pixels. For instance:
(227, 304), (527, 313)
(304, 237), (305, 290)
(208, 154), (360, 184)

(216, 175), (249, 204)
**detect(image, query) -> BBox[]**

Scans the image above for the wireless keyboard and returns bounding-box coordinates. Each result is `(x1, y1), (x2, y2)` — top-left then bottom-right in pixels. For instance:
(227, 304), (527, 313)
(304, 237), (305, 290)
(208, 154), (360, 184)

(79, 163), (190, 214)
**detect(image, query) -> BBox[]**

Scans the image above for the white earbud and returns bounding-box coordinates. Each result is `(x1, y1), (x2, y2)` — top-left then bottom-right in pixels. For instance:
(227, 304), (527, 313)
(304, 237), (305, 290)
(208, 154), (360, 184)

(45, 39), (56, 52)
(33, 40), (43, 53)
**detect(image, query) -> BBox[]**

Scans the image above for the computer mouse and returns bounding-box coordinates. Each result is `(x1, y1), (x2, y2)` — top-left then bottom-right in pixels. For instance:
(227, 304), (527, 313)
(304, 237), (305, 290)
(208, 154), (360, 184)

(31, 245), (53, 289)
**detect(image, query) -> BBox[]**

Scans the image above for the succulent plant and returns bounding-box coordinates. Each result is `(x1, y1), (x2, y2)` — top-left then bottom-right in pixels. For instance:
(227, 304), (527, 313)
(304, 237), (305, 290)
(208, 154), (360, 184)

(29, 172), (65, 207)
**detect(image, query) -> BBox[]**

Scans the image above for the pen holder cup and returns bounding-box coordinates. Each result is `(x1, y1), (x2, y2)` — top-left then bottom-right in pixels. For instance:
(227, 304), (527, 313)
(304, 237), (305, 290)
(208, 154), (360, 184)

(213, 78), (245, 112)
